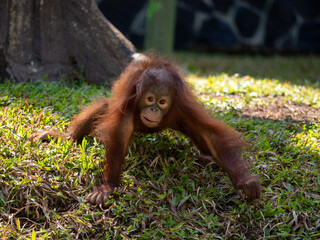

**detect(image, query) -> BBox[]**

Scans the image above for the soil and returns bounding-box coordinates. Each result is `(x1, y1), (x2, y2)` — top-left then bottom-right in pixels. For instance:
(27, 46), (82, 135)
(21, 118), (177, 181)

(239, 96), (320, 122)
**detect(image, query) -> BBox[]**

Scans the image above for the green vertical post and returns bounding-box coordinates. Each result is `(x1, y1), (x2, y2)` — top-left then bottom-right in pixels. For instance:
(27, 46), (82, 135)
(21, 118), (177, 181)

(144, 0), (177, 54)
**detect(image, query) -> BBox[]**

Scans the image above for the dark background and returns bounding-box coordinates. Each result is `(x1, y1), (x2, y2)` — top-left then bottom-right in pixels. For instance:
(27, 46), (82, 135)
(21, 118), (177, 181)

(95, 0), (320, 53)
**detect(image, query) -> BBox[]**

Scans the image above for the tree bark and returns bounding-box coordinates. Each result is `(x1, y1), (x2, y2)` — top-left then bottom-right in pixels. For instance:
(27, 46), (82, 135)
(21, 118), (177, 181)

(0, 0), (136, 84)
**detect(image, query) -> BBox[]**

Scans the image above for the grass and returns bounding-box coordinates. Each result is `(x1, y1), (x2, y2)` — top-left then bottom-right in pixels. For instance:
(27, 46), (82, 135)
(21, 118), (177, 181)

(0, 53), (320, 239)
(174, 52), (320, 86)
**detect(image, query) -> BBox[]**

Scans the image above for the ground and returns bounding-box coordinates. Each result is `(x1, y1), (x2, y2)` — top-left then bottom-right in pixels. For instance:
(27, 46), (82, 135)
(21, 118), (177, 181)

(0, 52), (319, 239)
(235, 95), (318, 122)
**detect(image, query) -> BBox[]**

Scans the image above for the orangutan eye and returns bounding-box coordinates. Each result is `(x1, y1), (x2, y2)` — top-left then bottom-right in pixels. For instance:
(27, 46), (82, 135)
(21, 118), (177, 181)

(159, 99), (166, 105)
(158, 98), (169, 109)
(147, 97), (154, 103)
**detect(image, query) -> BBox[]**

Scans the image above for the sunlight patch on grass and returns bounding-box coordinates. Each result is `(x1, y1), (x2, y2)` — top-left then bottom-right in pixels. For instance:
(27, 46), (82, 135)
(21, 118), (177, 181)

(189, 74), (320, 108)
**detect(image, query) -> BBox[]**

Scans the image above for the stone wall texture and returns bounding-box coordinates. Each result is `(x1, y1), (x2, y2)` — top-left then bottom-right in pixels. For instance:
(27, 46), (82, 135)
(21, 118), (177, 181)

(97, 0), (320, 53)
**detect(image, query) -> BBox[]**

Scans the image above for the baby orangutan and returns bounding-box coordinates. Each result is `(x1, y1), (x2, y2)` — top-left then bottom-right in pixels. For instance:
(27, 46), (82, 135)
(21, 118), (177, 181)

(35, 55), (261, 205)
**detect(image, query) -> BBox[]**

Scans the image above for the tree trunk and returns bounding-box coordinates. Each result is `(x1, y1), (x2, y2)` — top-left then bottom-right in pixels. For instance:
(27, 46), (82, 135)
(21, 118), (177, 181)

(0, 0), (136, 84)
